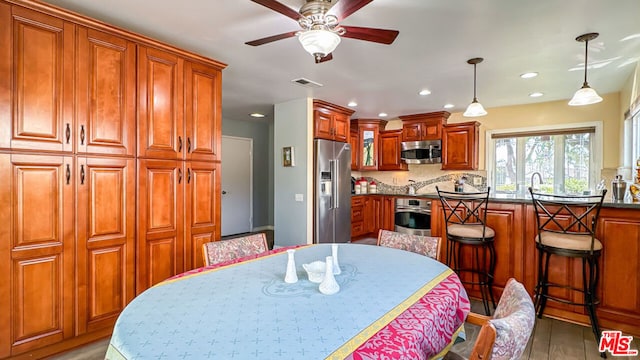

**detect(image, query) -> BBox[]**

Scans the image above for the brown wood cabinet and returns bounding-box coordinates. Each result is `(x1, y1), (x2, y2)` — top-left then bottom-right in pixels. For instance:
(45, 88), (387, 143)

(185, 161), (221, 270)
(0, 0), (225, 357)
(0, 153), (75, 357)
(0, 5), (74, 153)
(76, 156), (135, 334)
(313, 100), (354, 143)
(352, 119), (387, 171)
(433, 197), (640, 337)
(399, 112), (450, 142)
(379, 129), (408, 171)
(77, 27), (136, 157)
(351, 195), (395, 240)
(441, 121), (480, 170)
(349, 129), (359, 170)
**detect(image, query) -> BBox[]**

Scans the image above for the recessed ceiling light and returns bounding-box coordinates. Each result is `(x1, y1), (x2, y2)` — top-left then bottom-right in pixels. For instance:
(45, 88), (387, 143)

(378, 112), (388, 117)
(419, 89), (431, 96)
(347, 101), (358, 107)
(529, 92), (544, 98)
(443, 104), (455, 109)
(250, 113), (265, 118)
(520, 72), (538, 79)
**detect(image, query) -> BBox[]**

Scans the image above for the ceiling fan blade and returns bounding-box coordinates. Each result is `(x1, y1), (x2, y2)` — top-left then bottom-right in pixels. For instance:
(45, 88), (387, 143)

(315, 53), (334, 64)
(245, 31), (298, 46)
(341, 26), (399, 45)
(250, 0), (301, 21)
(327, 0), (373, 22)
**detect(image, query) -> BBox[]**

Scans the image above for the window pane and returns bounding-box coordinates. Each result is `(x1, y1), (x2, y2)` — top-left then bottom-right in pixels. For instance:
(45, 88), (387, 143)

(525, 136), (554, 193)
(495, 138), (516, 193)
(564, 133), (590, 194)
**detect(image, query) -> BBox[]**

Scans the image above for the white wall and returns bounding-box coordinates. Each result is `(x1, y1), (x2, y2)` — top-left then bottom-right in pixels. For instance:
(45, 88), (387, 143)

(274, 98), (313, 247)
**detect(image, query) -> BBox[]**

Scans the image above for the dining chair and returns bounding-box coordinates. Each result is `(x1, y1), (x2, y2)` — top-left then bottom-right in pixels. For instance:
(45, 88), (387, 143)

(376, 229), (442, 261)
(444, 278), (535, 360)
(202, 233), (269, 266)
(436, 186), (496, 315)
(528, 188), (607, 355)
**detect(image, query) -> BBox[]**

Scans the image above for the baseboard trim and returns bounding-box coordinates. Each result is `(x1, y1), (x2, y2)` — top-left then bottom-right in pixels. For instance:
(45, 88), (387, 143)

(252, 225), (274, 232)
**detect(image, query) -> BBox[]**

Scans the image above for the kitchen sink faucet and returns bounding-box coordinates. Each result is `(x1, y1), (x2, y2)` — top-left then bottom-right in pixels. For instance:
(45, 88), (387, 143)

(531, 172), (543, 192)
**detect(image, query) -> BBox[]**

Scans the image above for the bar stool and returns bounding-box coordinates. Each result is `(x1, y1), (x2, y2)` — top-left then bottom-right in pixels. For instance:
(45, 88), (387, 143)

(528, 188), (607, 356)
(436, 186), (496, 315)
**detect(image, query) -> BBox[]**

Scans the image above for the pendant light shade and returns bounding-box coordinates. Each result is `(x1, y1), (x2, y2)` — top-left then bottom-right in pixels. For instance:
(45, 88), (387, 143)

(568, 32), (602, 106)
(464, 57), (488, 117)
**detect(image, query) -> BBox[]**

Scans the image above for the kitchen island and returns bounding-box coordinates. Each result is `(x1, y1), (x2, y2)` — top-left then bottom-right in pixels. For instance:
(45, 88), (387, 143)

(352, 192), (640, 336)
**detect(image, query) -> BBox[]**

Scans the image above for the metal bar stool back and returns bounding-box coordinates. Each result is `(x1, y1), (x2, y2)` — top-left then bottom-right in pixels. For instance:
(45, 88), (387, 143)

(436, 186), (496, 315)
(528, 187), (607, 356)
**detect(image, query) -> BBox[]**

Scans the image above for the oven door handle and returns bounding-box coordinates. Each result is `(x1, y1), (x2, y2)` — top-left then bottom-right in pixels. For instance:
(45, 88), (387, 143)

(395, 206), (431, 214)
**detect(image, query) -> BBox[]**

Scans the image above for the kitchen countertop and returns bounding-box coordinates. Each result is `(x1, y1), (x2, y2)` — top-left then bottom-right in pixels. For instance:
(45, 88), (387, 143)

(352, 192), (640, 209)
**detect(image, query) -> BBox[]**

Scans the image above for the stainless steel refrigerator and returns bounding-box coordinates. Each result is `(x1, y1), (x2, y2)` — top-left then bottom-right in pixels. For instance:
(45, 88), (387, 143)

(314, 139), (351, 243)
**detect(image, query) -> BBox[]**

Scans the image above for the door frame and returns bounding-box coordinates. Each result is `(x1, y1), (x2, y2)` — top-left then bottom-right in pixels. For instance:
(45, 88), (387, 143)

(221, 135), (253, 235)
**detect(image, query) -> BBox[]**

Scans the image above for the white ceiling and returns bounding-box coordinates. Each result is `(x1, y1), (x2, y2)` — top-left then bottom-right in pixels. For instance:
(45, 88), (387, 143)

(43, 0), (640, 121)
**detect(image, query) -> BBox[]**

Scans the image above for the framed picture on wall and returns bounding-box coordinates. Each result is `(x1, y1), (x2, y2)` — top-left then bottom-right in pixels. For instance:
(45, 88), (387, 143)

(283, 146), (295, 167)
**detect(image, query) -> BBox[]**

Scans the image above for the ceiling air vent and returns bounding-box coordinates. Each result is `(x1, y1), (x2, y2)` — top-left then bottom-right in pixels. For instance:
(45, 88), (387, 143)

(291, 77), (323, 88)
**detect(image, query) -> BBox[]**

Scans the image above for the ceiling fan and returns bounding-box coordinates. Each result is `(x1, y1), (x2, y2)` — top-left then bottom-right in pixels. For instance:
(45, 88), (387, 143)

(245, 0), (399, 63)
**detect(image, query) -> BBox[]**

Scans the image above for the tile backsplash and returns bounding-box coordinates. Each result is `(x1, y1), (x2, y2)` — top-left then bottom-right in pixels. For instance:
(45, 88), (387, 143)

(353, 163), (487, 195)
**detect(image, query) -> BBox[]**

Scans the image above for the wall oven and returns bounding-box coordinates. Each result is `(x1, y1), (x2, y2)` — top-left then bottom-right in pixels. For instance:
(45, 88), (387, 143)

(394, 198), (432, 236)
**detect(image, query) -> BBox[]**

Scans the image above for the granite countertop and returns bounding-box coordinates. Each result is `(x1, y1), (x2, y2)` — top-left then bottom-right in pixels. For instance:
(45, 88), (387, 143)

(352, 192), (640, 209)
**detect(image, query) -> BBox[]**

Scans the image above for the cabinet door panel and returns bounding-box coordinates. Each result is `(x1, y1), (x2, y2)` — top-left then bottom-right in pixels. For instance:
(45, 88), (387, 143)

(185, 62), (221, 161)
(349, 131), (359, 170)
(333, 113), (349, 142)
(402, 123), (422, 142)
(314, 108), (333, 140)
(76, 157), (134, 334)
(379, 130), (407, 171)
(138, 47), (184, 159)
(185, 161), (220, 270)
(2, 7), (73, 152)
(77, 28), (135, 156)
(0, 154), (73, 356)
(442, 122), (479, 170)
(137, 159), (184, 294)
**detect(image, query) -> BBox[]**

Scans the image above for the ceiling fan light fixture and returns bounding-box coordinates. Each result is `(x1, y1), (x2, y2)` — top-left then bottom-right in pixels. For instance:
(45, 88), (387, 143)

(568, 32), (602, 106)
(463, 57), (487, 117)
(298, 29), (341, 60)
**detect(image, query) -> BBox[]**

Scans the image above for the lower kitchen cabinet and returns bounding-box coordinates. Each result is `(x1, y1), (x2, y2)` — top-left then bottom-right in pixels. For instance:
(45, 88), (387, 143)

(351, 195), (395, 240)
(433, 198), (640, 336)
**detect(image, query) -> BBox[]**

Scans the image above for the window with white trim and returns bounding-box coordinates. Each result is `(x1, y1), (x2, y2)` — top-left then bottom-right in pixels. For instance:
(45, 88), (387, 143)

(488, 124), (602, 195)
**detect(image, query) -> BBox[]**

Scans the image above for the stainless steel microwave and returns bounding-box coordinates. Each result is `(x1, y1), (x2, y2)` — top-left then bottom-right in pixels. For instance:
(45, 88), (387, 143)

(400, 140), (442, 164)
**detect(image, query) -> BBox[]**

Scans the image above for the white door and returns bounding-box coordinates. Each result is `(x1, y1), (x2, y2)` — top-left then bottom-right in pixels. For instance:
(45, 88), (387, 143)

(221, 136), (253, 236)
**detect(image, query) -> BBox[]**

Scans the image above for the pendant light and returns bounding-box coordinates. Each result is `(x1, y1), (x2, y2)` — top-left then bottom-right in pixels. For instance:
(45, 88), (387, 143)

(463, 57), (487, 117)
(568, 32), (603, 106)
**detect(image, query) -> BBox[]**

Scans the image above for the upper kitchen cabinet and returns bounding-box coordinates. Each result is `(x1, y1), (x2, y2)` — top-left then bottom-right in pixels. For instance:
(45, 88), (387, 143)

(0, 5), (74, 153)
(185, 61), (222, 162)
(352, 119), (387, 171)
(349, 128), (359, 170)
(313, 100), (354, 143)
(77, 27), (136, 156)
(137, 46), (185, 160)
(442, 121), (480, 170)
(379, 129), (408, 171)
(399, 111), (450, 142)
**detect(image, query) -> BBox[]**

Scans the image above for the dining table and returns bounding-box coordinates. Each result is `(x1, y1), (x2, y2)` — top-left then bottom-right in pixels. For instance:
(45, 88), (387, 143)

(105, 243), (470, 360)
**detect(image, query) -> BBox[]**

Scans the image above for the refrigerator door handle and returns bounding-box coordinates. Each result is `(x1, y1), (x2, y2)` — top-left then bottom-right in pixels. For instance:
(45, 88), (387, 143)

(333, 159), (339, 209)
(328, 160), (335, 210)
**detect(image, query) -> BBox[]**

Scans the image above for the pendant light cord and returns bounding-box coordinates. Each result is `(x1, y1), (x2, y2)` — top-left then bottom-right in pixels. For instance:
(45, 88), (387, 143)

(473, 63), (478, 101)
(583, 39), (589, 87)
